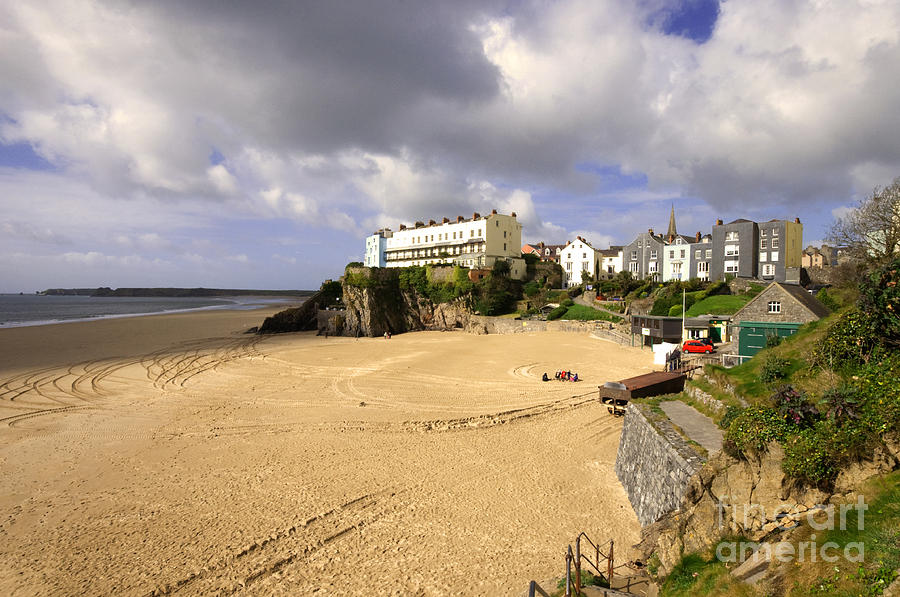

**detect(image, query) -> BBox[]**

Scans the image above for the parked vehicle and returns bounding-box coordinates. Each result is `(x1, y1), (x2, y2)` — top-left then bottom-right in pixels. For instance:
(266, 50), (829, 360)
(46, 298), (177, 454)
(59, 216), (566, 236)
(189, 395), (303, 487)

(695, 338), (715, 347)
(683, 339), (714, 354)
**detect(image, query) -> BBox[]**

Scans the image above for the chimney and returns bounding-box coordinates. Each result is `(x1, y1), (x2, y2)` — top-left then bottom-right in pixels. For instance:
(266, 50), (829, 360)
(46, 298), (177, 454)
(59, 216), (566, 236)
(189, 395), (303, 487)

(457, 216), (464, 223)
(648, 228), (654, 236)
(491, 208), (497, 215)
(415, 221), (424, 228)
(539, 241), (545, 248)
(696, 231), (701, 242)
(399, 224), (406, 230)
(794, 217), (801, 224)
(442, 217), (449, 224)
(715, 219), (723, 226)
(428, 219), (436, 226)
(511, 211), (517, 218)
(473, 212), (480, 220)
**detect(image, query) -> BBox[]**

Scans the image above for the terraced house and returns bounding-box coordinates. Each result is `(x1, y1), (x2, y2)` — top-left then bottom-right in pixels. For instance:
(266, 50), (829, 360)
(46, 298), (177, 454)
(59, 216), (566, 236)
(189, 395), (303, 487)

(363, 210), (526, 279)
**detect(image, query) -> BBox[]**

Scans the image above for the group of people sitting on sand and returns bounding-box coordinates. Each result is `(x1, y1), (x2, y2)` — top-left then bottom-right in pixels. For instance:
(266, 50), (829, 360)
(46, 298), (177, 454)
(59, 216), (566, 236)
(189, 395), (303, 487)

(541, 370), (579, 382)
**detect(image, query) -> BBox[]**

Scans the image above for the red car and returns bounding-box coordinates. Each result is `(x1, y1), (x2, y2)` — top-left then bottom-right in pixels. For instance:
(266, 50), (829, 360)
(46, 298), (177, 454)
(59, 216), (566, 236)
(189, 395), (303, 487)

(683, 340), (714, 354)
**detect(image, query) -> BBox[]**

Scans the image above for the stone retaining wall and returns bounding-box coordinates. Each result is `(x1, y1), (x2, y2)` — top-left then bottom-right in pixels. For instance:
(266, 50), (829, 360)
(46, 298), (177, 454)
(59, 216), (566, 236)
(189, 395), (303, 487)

(615, 403), (705, 526)
(467, 315), (627, 337)
(683, 385), (727, 416)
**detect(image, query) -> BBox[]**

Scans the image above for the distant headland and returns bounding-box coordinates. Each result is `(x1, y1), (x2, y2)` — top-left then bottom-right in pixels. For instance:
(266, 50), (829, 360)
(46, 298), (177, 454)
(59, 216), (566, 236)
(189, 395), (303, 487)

(37, 287), (316, 298)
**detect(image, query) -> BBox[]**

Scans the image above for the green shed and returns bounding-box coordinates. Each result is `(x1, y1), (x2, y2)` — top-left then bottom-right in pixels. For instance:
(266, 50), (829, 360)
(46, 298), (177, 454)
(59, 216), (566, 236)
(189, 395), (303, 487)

(736, 321), (802, 357)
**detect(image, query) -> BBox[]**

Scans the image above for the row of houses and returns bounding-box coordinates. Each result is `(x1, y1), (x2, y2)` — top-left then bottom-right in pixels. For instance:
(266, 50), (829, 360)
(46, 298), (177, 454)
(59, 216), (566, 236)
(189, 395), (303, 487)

(525, 207), (805, 288)
(364, 210), (528, 279)
(363, 206), (808, 288)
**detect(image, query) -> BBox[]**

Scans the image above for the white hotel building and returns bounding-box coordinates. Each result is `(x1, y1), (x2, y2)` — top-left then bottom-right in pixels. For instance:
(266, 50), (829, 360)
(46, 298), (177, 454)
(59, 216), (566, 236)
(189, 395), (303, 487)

(364, 210), (526, 280)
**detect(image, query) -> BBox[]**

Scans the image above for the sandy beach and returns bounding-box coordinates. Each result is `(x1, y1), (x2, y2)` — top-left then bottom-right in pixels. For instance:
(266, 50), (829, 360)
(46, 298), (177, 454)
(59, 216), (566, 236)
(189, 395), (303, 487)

(0, 308), (653, 596)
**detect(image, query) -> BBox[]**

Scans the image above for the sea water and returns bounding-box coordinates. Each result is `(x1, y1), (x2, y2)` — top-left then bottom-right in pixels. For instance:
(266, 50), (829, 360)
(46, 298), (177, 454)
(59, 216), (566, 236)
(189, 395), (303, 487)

(0, 294), (297, 328)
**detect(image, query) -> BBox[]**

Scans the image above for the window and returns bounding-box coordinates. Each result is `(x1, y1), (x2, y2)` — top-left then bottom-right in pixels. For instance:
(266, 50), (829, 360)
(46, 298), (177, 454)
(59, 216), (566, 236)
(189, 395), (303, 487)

(472, 230), (476, 238)
(545, 249), (550, 255)
(629, 261), (639, 273)
(705, 249), (712, 258)
(760, 252), (768, 262)
(771, 238), (779, 249)
(503, 230), (506, 238)
(695, 250), (701, 259)
(726, 231), (739, 241)
(725, 260), (739, 273)
(761, 239), (767, 249)
(503, 243), (507, 251)
(771, 251), (779, 262)
(566, 262), (572, 271)
(650, 250), (657, 259)
(669, 250), (675, 258)
(761, 230), (767, 237)
(698, 262), (709, 272)
(762, 264), (775, 277)
(768, 301), (781, 313)
(496, 221), (499, 227)
(648, 261), (658, 273)
(680, 250), (686, 258)
(772, 228), (779, 236)
(582, 252), (586, 258)
(631, 251), (638, 260)
(725, 244), (739, 257)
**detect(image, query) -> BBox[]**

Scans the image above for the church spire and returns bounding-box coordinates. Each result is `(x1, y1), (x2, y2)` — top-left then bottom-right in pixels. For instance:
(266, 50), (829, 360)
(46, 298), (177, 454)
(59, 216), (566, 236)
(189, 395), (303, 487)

(667, 203), (677, 241)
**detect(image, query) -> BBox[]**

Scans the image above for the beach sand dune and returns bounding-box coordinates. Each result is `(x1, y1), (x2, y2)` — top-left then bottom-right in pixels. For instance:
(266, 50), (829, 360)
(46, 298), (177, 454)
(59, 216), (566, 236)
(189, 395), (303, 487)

(0, 310), (651, 596)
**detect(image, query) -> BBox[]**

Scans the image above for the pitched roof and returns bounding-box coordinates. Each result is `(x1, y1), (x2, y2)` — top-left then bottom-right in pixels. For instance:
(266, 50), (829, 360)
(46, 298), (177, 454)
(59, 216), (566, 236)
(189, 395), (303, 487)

(733, 282), (830, 321)
(727, 218), (754, 225)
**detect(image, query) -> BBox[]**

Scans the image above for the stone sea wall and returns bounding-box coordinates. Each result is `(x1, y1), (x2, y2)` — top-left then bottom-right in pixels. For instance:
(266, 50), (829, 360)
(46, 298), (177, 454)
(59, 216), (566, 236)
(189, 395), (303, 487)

(615, 403), (705, 526)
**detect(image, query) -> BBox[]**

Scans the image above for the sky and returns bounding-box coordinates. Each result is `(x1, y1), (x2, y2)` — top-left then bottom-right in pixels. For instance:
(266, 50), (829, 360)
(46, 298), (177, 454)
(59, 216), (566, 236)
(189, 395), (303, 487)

(1, 0), (899, 292)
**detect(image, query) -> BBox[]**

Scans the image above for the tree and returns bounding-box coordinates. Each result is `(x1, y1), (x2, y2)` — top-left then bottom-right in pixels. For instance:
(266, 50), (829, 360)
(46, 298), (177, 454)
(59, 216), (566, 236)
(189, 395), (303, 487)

(828, 177), (900, 266)
(581, 269), (593, 285)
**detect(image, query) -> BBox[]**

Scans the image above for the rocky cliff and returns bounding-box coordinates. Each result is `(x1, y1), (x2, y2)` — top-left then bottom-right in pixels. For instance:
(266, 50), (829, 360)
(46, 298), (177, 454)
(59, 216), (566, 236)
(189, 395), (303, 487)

(637, 435), (900, 578)
(340, 268), (471, 337)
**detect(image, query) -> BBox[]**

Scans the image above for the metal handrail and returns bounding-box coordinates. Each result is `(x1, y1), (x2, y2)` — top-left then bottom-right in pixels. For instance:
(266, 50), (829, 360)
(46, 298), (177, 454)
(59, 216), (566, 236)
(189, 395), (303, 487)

(527, 580), (550, 597)
(574, 532), (614, 594)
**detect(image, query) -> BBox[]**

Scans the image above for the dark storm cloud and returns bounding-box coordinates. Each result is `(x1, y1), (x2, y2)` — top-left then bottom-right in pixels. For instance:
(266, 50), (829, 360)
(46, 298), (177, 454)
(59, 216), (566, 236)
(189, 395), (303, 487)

(131, 0), (504, 154)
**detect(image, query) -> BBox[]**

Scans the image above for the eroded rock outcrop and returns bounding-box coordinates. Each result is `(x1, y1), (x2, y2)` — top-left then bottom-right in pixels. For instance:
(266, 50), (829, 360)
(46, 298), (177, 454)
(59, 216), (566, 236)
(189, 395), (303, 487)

(340, 268), (472, 337)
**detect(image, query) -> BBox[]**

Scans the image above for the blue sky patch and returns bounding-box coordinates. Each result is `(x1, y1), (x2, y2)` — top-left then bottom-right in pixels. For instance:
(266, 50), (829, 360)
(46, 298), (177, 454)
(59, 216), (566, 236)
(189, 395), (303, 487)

(0, 142), (56, 171)
(650, 0), (720, 43)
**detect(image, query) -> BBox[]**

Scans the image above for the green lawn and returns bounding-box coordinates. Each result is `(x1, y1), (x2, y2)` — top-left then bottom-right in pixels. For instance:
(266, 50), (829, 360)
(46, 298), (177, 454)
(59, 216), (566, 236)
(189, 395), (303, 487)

(684, 295), (751, 316)
(560, 304), (623, 322)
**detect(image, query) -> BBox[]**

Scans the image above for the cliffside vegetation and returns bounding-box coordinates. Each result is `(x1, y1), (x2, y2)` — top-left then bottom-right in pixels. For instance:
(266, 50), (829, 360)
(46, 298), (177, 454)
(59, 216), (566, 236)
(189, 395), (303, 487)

(712, 257), (900, 487)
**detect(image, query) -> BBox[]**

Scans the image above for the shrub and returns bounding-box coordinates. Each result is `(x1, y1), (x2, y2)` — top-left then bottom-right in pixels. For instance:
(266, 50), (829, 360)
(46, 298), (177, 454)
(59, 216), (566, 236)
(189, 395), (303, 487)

(816, 287), (841, 312)
(819, 385), (861, 424)
(765, 333), (783, 348)
(523, 281), (541, 297)
(723, 406), (790, 457)
(773, 385), (819, 427)
(813, 308), (879, 368)
(718, 405), (743, 430)
(760, 353), (791, 383)
(560, 297), (574, 307)
(547, 305), (567, 320)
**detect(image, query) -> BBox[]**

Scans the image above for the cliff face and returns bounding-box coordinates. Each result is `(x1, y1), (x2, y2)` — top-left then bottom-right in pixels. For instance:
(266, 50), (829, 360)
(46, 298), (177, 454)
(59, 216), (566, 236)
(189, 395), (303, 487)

(638, 435), (900, 578)
(257, 290), (323, 334)
(341, 280), (471, 337)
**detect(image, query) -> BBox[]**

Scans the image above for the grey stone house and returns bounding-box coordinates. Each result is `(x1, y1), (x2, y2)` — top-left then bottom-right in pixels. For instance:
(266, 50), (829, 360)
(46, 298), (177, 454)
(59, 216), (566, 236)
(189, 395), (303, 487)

(710, 218), (759, 281)
(623, 229), (665, 281)
(689, 234), (713, 281)
(709, 218), (803, 284)
(731, 282), (830, 356)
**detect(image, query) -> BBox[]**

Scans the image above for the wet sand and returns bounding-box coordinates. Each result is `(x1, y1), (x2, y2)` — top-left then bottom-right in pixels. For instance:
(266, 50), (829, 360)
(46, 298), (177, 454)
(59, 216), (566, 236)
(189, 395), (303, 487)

(0, 309), (652, 595)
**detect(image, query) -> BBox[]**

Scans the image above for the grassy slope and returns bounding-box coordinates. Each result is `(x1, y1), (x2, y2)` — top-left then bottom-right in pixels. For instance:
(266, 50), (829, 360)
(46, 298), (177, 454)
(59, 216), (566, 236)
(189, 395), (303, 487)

(685, 294), (751, 317)
(560, 304), (623, 322)
(705, 315), (834, 404)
